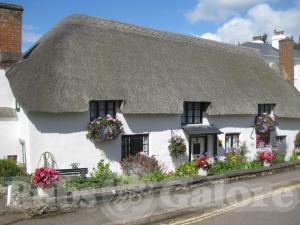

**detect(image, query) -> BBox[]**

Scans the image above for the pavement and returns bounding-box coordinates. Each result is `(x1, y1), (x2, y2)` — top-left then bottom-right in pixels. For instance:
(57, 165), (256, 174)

(158, 183), (300, 225)
(2, 167), (300, 225)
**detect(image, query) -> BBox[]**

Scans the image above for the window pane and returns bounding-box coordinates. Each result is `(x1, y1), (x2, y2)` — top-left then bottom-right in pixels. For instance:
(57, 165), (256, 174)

(99, 110), (106, 117)
(194, 103), (201, 110)
(90, 102), (97, 120)
(225, 135), (231, 151)
(187, 103), (193, 110)
(107, 101), (114, 110)
(193, 143), (201, 155)
(194, 109), (201, 117)
(187, 117), (193, 124)
(187, 109), (193, 117)
(98, 101), (105, 110)
(194, 117), (201, 124)
(232, 135), (239, 149)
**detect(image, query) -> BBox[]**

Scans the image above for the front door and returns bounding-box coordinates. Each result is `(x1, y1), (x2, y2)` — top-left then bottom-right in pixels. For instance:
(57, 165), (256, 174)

(191, 136), (206, 159)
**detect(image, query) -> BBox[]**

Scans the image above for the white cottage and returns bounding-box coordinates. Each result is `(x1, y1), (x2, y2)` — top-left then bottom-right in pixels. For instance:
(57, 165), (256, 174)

(1, 4), (300, 174)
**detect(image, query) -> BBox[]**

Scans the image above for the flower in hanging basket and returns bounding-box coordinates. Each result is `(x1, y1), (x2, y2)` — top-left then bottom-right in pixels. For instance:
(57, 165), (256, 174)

(168, 135), (187, 158)
(86, 114), (123, 142)
(32, 167), (60, 189)
(258, 150), (274, 163)
(255, 113), (277, 133)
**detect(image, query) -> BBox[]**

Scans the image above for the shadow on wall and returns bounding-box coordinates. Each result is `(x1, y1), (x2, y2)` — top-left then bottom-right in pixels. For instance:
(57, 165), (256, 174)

(93, 138), (122, 162)
(28, 112), (89, 134)
(123, 114), (181, 133)
(277, 118), (300, 131)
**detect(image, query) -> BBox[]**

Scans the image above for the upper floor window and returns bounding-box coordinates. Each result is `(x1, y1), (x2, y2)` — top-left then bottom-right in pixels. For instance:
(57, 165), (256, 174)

(121, 134), (149, 159)
(258, 104), (275, 116)
(90, 101), (116, 121)
(181, 102), (210, 125)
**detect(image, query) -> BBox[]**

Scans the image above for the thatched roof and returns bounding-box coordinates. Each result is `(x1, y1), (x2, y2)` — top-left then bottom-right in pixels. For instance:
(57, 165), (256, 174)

(6, 15), (300, 117)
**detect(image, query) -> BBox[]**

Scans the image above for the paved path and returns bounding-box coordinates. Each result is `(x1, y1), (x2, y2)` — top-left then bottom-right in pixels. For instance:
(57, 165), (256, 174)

(161, 183), (300, 225)
(4, 168), (300, 225)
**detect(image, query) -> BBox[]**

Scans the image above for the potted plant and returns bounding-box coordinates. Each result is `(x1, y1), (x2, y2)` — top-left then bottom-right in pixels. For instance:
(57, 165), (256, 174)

(255, 113), (277, 134)
(258, 150), (274, 167)
(168, 135), (187, 158)
(195, 156), (214, 176)
(86, 114), (123, 142)
(32, 167), (60, 198)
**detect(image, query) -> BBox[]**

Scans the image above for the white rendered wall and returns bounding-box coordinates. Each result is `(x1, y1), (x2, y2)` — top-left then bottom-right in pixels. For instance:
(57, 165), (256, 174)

(0, 69), (15, 108)
(294, 64), (300, 92)
(23, 110), (300, 174)
(0, 69), (22, 162)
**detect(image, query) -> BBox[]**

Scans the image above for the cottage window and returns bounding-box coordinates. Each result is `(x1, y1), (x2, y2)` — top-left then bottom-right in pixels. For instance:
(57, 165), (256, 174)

(121, 134), (149, 159)
(89, 101), (116, 121)
(225, 133), (239, 151)
(181, 102), (209, 125)
(258, 104), (275, 116)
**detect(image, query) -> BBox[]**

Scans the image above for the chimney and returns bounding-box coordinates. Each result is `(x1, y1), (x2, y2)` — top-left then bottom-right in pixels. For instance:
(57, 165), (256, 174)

(272, 29), (285, 50)
(279, 38), (294, 84)
(0, 3), (23, 69)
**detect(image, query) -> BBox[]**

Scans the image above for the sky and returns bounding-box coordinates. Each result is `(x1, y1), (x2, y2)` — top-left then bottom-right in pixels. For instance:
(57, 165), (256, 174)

(2, 0), (300, 52)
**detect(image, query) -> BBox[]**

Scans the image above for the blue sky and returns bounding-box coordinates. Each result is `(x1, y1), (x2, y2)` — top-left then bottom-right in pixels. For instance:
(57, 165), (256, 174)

(2, 0), (300, 51)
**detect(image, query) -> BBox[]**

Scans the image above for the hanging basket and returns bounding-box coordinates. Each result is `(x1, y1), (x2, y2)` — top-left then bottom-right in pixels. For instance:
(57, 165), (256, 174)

(255, 113), (277, 134)
(86, 115), (123, 142)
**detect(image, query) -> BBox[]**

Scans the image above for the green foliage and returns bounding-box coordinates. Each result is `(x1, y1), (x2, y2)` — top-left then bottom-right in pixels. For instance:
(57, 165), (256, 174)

(0, 159), (25, 177)
(89, 160), (117, 187)
(117, 174), (140, 185)
(290, 151), (298, 161)
(244, 159), (263, 169)
(175, 162), (198, 177)
(143, 170), (169, 183)
(295, 131), (300, 147)
(207, 160), (227, 175)
(272, 151), (286, 164)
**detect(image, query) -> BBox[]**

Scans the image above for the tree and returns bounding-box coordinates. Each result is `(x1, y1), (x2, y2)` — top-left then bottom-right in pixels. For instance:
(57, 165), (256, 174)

(262, 34), (268, 43)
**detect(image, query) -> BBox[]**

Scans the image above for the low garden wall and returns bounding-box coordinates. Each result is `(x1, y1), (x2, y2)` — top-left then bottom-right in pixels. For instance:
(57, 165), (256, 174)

(7, 160), (300, 216)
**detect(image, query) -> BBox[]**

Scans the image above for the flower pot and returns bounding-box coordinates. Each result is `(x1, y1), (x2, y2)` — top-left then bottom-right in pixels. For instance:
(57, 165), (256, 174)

(263, 161), (271, 167)
(198, 168), (208, 176)
(37, 187), (53, 198)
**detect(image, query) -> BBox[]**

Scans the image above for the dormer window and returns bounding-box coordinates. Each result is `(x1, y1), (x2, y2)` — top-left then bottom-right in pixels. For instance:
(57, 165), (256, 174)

(181, 102), (210, 125)
(258, 104), (275, 116)
(90, 101), (116, 121)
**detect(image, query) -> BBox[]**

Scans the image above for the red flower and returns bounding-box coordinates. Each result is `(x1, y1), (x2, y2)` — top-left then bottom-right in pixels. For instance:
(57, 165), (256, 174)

(195, 156), (209, 169)
(32, 167), (60, 189)
(258, 151), (274, 162)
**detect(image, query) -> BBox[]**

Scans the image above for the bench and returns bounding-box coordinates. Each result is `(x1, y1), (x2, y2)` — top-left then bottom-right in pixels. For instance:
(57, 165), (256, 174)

(57, 168), (88, 177)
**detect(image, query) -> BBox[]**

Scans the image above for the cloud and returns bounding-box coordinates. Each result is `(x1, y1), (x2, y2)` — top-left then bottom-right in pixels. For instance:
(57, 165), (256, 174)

(199, 3), (300, 44)
(22, 24), (41, 44)
(186, 0), (267, 23)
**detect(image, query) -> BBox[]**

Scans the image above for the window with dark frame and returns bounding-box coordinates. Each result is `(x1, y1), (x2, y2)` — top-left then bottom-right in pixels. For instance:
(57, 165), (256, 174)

(121, 134), (149, 159)
(258, 104), (275, 116)
(89, 101), (116, 121)
(181, 102), (208, 125)
(225, 133), (239, 151)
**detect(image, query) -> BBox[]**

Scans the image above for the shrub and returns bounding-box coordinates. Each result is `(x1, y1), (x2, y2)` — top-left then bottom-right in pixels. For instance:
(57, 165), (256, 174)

(32, 167), (60, 188)
(0, 159), (25, 177)
(295, 131), (300, 147)
(175, 162), (198, 177)
(168, 135), (187, 158)
(245, 159), (263, 169)
(271, 151), (286, 164)
(143, 170), (169, 183)
(120, 153), (161, 177)
(224, 151), (244, 171)
(207, 160), (227, 175)
(89, 160), (118, 187)
(290, 151), (298, 161)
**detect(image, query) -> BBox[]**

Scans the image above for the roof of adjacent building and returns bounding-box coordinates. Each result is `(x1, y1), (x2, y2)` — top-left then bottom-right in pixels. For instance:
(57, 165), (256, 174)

(242, 42), (300, 59)
(6, 15), (300, 117)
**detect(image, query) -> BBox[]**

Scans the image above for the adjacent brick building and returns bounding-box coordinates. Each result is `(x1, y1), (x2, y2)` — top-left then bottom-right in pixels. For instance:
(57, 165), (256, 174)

(279, 38), (294, 84)
(0, 3), (23, 69)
